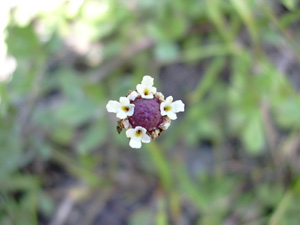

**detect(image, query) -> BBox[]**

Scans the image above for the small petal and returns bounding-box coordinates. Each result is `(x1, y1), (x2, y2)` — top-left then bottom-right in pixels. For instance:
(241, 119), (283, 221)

(129, 138), (142, 148)
(122, 119), (131, 129)
(116, 111), (128, 119)
(119, 97), (130, 105)
(150, 86), (157, 94)
(165, 96), (173, 104)
(127, 91), (139, 101)
(126, 128), (136, 138)
(172, 100), (185, 113)
(167, 111), (177, 120)
(136, 84), (144, 94)
(136, 126), (147, 133)
(106, 101), (120, 113)
(142, 93), (154, 99)
(141, 75), (154, 86)
(142, 134), (151, 143)
(127, 104), (135, 116)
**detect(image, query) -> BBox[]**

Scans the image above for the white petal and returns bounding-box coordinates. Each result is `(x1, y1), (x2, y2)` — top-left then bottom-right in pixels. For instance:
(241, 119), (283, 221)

(119, 97), (130, 105)
(116, 110), (128, 119)
(141, 75), (154, 86)
(106, 100), (120, 113)
(160, 102), (168, 116)
(136, 84), (145, 94)
(172, 100), (185, 113)
(142, 134), (151, 143)
(127, 91), (139, 101)
(142, 93), (154, 99)
(122, 119), (131, 129)
(165, 96), (173, 104)
(129, 138), (142, 148)
(126, 128), (136, 138)
(150, 86), (157, 94)
(127, 104), (135, 116)
(136, 126), (147, 134)
(167, 111), (177, 120)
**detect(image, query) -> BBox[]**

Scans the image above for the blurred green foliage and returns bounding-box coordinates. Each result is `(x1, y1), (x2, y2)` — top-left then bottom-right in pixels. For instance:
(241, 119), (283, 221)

(1, 0), (300, 224)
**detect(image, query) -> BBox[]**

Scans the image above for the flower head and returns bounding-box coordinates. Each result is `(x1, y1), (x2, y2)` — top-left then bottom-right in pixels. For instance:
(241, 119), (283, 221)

(128, 97), (163, 131)
(106, 75), (185, 149)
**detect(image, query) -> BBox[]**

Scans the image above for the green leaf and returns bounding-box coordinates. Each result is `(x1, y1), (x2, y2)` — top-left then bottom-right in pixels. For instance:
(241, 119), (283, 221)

(281, 0), (299, 11)
(241, 113), (265, 154)
(155, 198), (168, 225)
(129, 208), (154, 225)
(147, 15), (186, 41)
(0, 117), (23, 179)
(38, 192), (54, 217)
(229, 0), (259, 45)
(50, 126), (74, 145)
(206, 0), (231, 42)
(0, 84), (9, 116)
(273, 98), (300, 129)
(0, 174), (39, 192)
(54, 100), (96, 127)
(154, 42), (180, 63)
(189, 57), (225, 103)
(6, 24), (40, 58)
(77, 119), (107, 154)
(184, 44), (238, 62)
(57, 69), (85, 99)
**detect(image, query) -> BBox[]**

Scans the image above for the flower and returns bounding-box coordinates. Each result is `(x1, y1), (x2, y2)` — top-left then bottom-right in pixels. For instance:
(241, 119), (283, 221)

(106, 97), (135, 119)
(136, 75), (157, 99)
(126, 126), (151, 148)
(106, 75), (185, 149)
(160, 96), (185, 120)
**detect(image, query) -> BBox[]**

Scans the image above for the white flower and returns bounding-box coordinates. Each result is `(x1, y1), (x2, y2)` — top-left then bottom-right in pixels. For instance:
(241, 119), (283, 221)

(136, 75), (157, 99)
(126, 126), (151, 148)
(106, 97), (135, 119)
(127, 91), (139, 101)
(160, 96), (185, 120)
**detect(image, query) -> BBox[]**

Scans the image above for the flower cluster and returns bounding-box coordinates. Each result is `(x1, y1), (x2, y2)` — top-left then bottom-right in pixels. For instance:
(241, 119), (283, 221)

(106, 75), (185, 149)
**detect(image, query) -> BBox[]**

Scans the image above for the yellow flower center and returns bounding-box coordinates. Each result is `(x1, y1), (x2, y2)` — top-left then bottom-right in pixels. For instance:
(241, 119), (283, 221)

(122, 106), (129, 112)
(144, 89), (149, 95)
(164, 105), (172, 112)
(135, 129), (142, 137)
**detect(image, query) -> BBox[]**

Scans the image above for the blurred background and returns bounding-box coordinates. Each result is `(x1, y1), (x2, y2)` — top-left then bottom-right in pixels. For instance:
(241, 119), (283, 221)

(1, 0), (300, 224)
